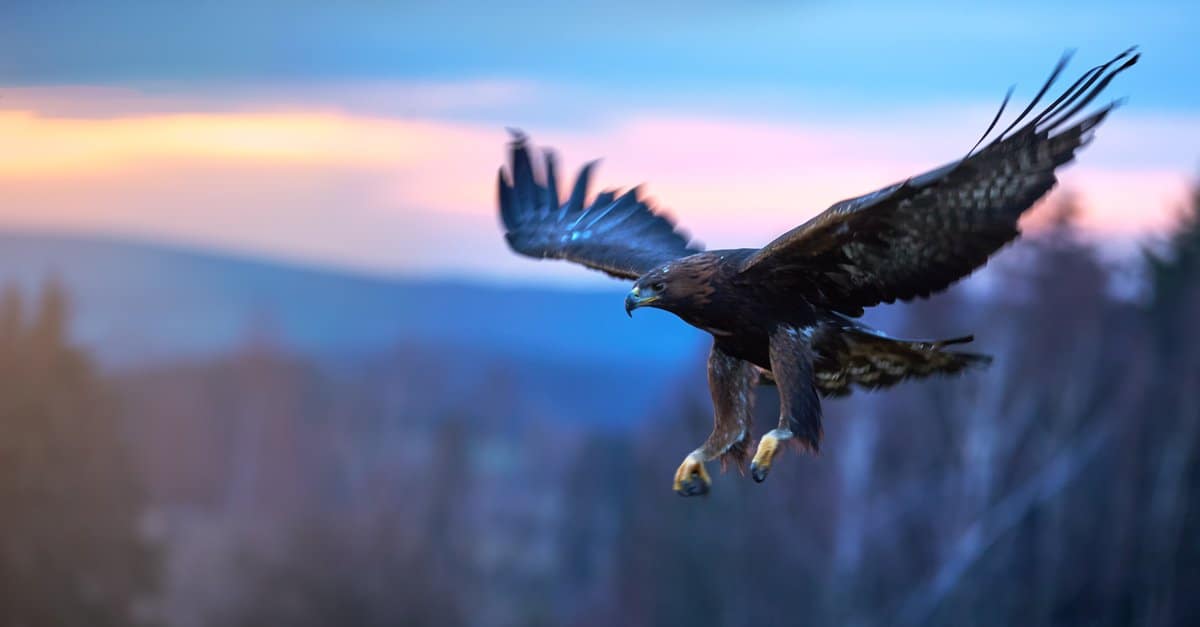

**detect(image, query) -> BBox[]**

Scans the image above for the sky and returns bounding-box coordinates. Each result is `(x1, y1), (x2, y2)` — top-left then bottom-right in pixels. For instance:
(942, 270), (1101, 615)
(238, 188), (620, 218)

(1, 1), (1198, 287)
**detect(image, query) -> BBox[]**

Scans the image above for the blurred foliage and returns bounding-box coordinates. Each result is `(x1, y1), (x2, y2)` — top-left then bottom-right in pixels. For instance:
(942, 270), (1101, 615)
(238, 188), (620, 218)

(218, 515), (465, 627)
(2, 184), (1199, 627)
(0, 280), (159, 626)
(593, 188), (1200, 627)
(1147, 181), (1200, 348)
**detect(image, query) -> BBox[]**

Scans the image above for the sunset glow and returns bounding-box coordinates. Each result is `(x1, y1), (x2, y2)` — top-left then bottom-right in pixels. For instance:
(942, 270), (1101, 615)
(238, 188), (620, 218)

(0, 110), (479, 176)
(0, 91), (1193, 285)
(1, 0), (1197, 286)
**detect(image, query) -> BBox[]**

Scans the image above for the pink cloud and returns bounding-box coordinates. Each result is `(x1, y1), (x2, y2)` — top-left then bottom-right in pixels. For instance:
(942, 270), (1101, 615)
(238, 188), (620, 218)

(0, 95), (1194, 285)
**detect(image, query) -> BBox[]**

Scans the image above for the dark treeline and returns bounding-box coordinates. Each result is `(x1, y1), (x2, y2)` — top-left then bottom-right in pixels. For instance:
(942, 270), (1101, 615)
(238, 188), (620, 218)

(1, 188), (1199, 627)
(610, 195), (1200, 627)
(0, 280), (158, 626)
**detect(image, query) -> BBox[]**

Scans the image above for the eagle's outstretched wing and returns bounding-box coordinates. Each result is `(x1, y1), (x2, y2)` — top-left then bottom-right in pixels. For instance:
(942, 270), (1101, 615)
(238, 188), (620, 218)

(498, 133), (702, 281)
(739, 48), (1139, 316)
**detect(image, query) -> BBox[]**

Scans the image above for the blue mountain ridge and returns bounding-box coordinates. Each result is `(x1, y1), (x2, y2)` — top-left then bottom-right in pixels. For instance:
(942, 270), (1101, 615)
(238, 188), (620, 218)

(0, 231), (707, 370)
(0, 231), (939, 428)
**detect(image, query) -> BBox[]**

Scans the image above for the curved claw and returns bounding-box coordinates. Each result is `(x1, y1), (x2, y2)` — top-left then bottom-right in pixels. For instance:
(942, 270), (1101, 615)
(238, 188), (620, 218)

(673, 453), (712, 497)
(750, 460), (770, 483)
(750, 429), (792, 484)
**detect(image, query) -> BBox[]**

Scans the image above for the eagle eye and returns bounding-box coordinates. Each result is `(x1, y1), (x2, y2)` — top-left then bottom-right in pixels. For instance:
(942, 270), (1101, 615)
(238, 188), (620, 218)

(650, 281), (666, 292)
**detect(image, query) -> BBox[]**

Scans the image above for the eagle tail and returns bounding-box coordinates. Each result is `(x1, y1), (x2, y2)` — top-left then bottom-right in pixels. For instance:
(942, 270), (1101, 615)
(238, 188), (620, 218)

(813, 326), (992, 397)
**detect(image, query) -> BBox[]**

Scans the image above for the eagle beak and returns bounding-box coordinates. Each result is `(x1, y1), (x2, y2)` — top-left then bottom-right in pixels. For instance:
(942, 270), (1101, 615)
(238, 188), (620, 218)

(624, 286), (658, 317)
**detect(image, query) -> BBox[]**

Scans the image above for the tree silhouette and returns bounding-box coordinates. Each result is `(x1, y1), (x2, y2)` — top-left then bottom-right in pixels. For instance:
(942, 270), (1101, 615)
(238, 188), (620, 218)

(0, 280), (160, 626)
(1136, 177), (1200, 627)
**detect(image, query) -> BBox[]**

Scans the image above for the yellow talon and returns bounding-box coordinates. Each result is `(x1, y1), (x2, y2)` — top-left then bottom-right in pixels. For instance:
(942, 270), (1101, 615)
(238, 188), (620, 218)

(672, 453), (711, 496)
(751, 429), (791, 483)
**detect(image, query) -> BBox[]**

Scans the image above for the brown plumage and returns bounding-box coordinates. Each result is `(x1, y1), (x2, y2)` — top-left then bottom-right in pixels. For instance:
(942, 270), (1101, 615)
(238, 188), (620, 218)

(497, 49), (1137, 496)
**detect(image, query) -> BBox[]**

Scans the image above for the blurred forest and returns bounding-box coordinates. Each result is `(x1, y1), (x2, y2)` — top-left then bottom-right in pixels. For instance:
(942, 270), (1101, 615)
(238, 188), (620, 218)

(2, 186), (1199, 627)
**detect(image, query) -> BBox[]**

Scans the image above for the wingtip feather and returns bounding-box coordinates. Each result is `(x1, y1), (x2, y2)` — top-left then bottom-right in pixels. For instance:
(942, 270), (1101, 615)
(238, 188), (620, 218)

(567, 160), (598, 212)
(497, 167), (516, 228)
(543, 149), (560, 212)
(934, 334), (975, 348)
(993, 50), (1075, 143)
(1035, 47), (1138, 133)
(967, 84), (1015, 157)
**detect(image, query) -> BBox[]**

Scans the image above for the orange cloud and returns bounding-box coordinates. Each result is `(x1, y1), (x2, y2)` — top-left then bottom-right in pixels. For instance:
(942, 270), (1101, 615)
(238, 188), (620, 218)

(0, 109), (490, 176)
(0, 99), (1193, 284)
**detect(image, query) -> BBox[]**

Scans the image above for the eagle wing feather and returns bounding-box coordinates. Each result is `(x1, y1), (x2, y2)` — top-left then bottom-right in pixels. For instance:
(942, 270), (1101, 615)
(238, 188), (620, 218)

(739, 49), (1139, 316)
(499, 133), (702, 281)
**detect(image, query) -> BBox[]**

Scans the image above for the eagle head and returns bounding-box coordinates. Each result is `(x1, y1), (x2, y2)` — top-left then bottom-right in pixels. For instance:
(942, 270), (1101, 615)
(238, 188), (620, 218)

(625, 256), (718, 318)
(625, 273), (670, 317)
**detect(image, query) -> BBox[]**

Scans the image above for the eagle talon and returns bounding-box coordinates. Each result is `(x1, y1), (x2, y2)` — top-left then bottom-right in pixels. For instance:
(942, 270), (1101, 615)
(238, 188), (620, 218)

(673, 453), (711, 497)
(750, 461), (769, 483)
(677, 476), (710, 497)
(751, 429), (791, 484)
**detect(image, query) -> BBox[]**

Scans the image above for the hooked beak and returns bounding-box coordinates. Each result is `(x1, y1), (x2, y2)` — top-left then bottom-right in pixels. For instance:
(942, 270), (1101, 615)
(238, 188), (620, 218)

(624, 286), (659, 317)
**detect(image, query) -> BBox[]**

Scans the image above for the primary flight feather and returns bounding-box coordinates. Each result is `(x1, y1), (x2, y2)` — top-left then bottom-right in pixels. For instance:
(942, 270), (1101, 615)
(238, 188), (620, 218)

(497, 49), (1138, 496)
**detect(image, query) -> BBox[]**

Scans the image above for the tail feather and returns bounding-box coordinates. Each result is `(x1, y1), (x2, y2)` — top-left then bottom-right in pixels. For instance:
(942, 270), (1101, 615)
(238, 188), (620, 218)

(932, 334), (975, 348)
(813, 325), (991, 397)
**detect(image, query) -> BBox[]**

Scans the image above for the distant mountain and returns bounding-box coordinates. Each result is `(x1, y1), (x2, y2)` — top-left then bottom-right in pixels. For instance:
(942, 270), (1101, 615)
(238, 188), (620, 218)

(0, 232), (707, 371)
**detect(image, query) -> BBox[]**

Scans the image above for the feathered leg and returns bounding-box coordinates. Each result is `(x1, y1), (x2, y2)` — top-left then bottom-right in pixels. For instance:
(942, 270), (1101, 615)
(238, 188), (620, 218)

(673, 342), (759, 496)
(750, 325), (823, 483)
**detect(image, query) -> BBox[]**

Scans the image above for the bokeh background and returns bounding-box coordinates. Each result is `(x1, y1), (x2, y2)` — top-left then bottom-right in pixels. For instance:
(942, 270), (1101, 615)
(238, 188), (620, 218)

(2, 2), (1199, 626)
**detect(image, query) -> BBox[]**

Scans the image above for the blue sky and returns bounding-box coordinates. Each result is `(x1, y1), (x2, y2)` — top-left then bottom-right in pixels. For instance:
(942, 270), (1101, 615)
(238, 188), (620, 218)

(5, 1), (1195, 107)
(0, 1), (1197, 285)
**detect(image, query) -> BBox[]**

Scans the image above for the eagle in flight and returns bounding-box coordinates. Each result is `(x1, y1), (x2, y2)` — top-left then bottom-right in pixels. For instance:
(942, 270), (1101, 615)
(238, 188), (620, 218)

(496, 49), (1137, 496)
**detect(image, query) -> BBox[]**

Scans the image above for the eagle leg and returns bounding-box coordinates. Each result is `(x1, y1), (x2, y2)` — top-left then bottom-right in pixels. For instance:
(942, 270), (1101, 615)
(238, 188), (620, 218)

(673, 453), (712, 497)
(750, 325), (823, 483)
(673, 342), (759, 497)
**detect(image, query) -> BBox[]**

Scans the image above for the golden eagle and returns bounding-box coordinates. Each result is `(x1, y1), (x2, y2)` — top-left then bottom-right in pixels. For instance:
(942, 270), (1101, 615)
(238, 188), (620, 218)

(497, 49), (1137, 496)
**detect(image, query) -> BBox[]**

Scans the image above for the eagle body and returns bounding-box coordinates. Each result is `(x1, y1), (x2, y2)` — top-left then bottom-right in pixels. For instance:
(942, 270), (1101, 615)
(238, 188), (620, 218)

(635, 249), (812, 354)
(630, 248), (984, 395)
(495, 49), (1138, 496)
